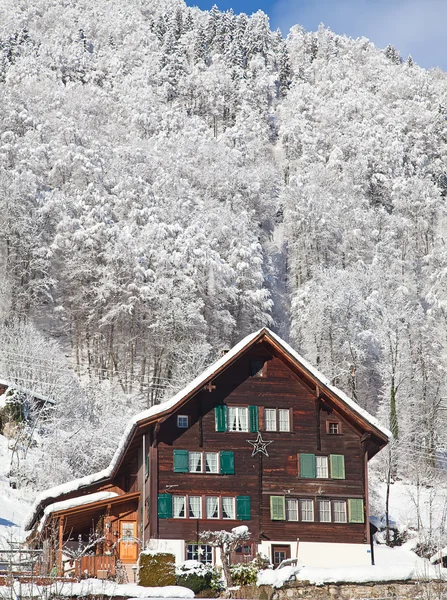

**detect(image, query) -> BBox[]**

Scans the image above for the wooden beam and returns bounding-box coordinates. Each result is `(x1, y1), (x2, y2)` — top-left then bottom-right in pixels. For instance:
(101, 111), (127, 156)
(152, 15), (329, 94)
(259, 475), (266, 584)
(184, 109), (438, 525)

(315, 397), (322, 451)
(149, 427), (159, 539)
(57, 516), (64, 577)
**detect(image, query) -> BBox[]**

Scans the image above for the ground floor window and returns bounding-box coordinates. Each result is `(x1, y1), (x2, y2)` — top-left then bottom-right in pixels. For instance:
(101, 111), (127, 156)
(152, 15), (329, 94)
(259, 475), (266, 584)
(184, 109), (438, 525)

(186, 544), (213, 564)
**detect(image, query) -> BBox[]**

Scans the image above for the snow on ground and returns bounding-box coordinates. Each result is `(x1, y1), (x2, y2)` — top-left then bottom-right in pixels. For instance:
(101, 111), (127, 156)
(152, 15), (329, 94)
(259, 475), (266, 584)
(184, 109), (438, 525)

(0, 580), (194, 599)
(0, 434), (33, 545)
(258, 545), (447, 588)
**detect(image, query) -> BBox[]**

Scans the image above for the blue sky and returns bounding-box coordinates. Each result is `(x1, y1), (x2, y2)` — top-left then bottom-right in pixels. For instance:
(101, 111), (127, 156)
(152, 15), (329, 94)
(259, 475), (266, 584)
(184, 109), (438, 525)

(185, 0), (447, 71)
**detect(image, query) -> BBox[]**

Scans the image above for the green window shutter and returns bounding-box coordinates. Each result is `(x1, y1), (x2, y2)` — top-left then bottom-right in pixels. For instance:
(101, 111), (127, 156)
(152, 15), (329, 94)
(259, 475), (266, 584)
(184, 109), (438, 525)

(300, 453), (316, 478)
(220, 451), (235, 474)
(215, 405), (227, 432)
(249, 406), (259, 432)
(330, 454), (345, 479)
(270, 496), (285, 520)
(173, 449), (189, 473)
(158, 494), (172, 519)
(146, 497), (150, 513)
(236, 496), (251, 521)
(145, 455), (149, 478)
(348, 499), (364, 523)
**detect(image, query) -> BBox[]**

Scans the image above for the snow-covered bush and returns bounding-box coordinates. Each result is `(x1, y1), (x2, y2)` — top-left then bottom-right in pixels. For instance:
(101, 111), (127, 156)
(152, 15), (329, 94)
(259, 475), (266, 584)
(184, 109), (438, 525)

(230, 562), (259, 586)
(175, 561), (223, 594)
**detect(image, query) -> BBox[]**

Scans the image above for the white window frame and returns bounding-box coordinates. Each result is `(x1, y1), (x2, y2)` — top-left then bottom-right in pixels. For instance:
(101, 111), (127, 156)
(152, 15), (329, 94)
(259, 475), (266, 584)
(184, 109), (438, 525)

(227, 407), (248, 432)
(206, 496), (220, 519)
(316, 456), (329, 478)
(222, 496), (236, 519)
(333, 500), (347, 523)
(189, 451), (203, 473)
(265, 408), (277, 431)
(286, 498), (299, 521)
(300, 499), (314, 522)
(177, 415), (189, 428)
(318, 499), (331, 522)
(173, 495), (186, 518)
(205, 452), (219, 473)
(278, 409), (290, 432)
(188, 496), (202, 519)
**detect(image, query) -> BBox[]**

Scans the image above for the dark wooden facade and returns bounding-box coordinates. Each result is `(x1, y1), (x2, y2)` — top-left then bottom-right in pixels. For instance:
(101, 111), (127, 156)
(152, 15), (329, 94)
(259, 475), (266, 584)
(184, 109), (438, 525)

(28, 329), (388, 575)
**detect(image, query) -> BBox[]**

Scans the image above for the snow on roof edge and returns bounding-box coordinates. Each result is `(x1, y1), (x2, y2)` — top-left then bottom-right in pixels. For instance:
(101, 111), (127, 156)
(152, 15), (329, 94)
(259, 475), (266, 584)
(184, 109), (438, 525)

(37, 491), (118, 533)
(26, 327), (390, 531)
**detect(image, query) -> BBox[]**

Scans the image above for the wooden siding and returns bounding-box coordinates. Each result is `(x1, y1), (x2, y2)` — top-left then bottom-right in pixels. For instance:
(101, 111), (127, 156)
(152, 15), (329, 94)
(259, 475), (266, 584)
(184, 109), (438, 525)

(152, 342), (368, 545)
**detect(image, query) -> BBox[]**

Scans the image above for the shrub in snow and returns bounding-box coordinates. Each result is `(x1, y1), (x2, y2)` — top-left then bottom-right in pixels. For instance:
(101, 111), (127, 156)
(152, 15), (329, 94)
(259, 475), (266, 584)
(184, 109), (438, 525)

(230, 562), (259, 586)
(138, 552), (176, 587)
(176, 560), (223, 594)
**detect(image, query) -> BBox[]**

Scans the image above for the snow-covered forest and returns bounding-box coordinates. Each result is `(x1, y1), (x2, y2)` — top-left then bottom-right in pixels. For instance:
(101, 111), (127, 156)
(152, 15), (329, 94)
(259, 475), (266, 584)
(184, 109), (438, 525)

(1, 0), (447, 540)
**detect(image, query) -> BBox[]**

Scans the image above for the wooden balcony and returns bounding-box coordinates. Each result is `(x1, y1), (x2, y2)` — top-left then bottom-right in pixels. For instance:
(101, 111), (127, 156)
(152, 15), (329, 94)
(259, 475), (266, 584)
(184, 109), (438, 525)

(74, 555), (116, 579)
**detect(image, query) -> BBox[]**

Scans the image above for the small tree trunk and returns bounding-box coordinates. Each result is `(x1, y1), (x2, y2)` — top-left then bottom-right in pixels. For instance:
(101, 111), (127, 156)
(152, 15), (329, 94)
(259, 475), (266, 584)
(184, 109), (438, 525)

(221, 550), (232, 588)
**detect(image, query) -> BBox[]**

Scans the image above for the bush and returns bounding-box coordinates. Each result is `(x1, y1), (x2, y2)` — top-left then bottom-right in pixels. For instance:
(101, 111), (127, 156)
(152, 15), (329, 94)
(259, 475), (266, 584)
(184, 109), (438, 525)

(138, 552), (176, 587)
(176, 561), (223, 594)
(230, 562), (259, 586)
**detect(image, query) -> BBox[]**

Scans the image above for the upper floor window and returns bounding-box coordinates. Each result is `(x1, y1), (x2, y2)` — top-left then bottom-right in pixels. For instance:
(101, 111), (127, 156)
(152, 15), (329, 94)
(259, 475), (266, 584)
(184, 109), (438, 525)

(264, 408), (290, 432)
(327, 422), (341, 435)
(177, 415), (189, 428)
(315, 456), (328, 478)
(268, 496), (363, 524)
(228, 407), (248, 431)
(333, 500), (347, 523)
(299, 453), (345, 479)
(173, 450), (234, 475)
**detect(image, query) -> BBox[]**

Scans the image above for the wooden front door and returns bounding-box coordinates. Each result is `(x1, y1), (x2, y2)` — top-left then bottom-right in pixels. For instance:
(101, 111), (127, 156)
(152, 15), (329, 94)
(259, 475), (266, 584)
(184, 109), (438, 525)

(272, 545), (290, 567)
(119, 521), (137, 562)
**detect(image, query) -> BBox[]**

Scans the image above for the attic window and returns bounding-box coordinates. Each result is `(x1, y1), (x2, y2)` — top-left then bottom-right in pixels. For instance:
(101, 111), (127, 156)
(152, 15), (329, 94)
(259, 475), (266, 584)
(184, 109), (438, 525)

(327, 422), (341, 435)
(177, 415), (189, 429)
(251, 360), (265, 377)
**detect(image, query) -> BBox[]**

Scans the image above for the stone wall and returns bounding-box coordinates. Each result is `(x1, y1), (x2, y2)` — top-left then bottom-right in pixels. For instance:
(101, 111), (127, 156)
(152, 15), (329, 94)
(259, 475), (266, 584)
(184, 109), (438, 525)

(230, 580), (447, 600)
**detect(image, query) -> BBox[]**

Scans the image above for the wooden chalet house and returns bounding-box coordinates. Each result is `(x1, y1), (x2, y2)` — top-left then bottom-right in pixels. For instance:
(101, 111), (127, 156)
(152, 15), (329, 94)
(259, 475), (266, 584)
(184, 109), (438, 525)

(25, 328), (390, 578)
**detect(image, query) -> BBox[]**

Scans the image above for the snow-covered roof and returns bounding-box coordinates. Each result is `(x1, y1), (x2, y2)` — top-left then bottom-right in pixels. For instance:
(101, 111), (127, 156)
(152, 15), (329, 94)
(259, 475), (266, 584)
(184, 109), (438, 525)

(37, 491), (118, 533)
(0, 378), (56, 406)
(25, 328), (390, 531)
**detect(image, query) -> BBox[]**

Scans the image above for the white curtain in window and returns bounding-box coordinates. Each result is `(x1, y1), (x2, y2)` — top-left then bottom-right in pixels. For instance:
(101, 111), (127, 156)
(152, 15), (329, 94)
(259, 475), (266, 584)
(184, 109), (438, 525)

(205, 453), (218, 473)
(333, 501), (347, 522)
(189, 452), (202, 472)
(189, 496), (201, 518)
(228, 407), (237, 431)
(222, 497), (234, 519)
(206, 496), (219, 518)
(278, 409), (290, 431)
(318, 500), (331, 522)
(173, 496), (186, 518)
(265, 409), (276, 431)
(286, 499), (298, 521)
(300, 499), (314, 521)
(238, 408), (248, 431)
(316, 456), (328, 478)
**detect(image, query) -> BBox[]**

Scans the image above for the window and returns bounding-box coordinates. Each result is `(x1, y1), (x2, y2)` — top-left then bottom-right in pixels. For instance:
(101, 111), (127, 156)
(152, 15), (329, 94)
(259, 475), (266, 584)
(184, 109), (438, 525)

(173, 450), (234, 475)
(318, 500), (331, 523)
(299, 454), (345, 480)
(177, 415), (189, 428)
(189, 452), (202, 473)
(286, 498), (299, 521)
(227, 407), (248, 432)
(188, 496), (202, 518)
(264, 408), (291, 432)
(265, 408), (276, 431)
(173, 496), (186, 518)
(205, 452), (219, 473)
(186, 544), (213, 564)
(222, 497), (235, 519)
(300, 499), (314, 522)
(328, 422), (340, 434)
(206, 496), (219, 519)
(333, 500), (347, 523)
(316, 456), (329, 478)
(278, 409), (290, 432)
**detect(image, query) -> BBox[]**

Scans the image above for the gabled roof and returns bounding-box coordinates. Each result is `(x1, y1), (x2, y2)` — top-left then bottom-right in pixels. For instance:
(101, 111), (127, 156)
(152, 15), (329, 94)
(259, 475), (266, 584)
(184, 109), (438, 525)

(25, 328), (390, 531)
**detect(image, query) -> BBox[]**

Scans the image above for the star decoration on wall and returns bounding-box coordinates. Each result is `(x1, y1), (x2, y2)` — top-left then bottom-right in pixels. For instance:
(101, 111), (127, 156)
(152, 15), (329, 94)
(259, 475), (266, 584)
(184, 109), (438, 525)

(247, 432), (273, 457)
